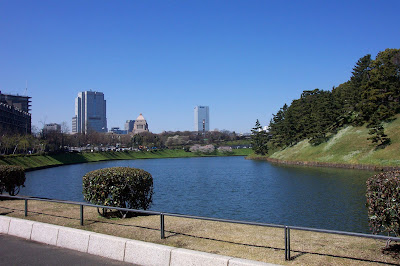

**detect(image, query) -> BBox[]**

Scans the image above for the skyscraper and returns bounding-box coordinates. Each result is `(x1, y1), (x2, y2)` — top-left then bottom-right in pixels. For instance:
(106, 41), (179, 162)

(194, 106), (209, 132)
(72, 91), (107, 134)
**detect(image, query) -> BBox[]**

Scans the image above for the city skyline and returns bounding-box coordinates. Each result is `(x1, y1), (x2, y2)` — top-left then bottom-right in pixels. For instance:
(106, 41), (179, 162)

(1, 1), (399, 133)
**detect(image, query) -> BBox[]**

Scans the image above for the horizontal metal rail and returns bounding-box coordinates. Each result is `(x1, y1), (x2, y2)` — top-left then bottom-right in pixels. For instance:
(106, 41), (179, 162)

(289, 225), (400, 241)
(166, 212), (286, 229)
(1, 194), (399, 262)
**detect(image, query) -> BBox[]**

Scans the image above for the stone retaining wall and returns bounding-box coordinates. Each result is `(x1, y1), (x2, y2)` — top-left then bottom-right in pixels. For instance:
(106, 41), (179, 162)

(248, 156), (400, 172)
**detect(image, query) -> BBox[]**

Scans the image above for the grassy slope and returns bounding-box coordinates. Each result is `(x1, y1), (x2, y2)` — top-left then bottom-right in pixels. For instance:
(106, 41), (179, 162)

(0, 148), (252, 170)
(267, 114), (400, 167)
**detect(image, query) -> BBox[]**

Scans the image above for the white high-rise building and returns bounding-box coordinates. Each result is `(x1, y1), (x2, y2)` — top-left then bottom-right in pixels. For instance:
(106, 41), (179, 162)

(72, 91), (107, 133)
(194, 106), (209, 132)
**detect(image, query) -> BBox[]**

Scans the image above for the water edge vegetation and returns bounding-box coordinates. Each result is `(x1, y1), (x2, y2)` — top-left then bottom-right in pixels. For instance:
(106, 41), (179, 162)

(0, 148), (252, 171)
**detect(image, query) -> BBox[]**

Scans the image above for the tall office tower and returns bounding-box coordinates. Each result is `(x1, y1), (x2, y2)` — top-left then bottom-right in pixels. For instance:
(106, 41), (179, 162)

(194, 106), (209, 132)
(72, 91), (107, 134)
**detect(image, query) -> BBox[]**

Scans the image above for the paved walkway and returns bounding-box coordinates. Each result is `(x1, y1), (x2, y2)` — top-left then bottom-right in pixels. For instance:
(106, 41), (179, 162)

(0, 234), (134, 265)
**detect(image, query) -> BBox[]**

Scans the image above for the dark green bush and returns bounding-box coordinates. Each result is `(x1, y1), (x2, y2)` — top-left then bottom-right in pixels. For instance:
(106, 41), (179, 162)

(0, 165), (26, 196)
(82, 167), (153, 216)
(366, 171), (400, 236)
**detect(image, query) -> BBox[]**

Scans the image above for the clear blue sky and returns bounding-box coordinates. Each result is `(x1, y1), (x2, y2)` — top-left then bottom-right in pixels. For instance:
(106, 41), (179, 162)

(1, 0), (399, 133)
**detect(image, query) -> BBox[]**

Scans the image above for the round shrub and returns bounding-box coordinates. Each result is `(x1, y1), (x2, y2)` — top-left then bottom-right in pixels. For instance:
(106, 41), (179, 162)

(0, 165), (26, 196)
(366, 171), (400, 236)
(83, 167), (153, 214)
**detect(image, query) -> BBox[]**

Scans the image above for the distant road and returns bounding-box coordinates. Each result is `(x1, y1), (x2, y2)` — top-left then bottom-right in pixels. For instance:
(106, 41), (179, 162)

(0, 234), (134, 265)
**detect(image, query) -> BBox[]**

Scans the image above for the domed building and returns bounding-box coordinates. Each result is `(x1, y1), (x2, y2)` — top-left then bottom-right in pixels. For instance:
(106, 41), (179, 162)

(132, 113), (149, 134)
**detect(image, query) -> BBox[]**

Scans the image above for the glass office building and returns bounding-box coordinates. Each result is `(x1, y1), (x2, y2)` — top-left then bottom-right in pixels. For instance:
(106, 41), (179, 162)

(72, 91), (107, 133)
(194, 106), (209, 132)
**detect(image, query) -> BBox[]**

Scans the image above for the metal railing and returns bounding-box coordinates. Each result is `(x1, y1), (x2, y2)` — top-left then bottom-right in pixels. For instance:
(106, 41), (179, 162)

(1, 194), (399, 261)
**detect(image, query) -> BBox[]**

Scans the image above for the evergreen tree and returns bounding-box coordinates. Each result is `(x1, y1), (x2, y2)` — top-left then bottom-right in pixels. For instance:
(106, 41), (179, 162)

(359, 49), (400, 123)
(367, 118), (391, 147)
(269, 104), (288, 147)
(251, 120), (269, 155)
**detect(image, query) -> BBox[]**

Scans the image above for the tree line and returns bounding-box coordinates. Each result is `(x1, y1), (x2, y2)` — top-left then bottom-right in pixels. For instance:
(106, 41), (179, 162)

(253, 48), (400, 153)
(0, 128), (248, 155)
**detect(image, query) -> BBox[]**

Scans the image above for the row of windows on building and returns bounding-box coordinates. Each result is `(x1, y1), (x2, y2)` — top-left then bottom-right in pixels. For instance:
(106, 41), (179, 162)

(0, 92), (32, 134)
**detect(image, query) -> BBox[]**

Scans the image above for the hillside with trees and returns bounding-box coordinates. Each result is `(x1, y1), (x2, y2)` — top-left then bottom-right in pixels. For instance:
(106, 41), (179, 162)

(251, 48), (400, 167)
(267, 48), (400, 150)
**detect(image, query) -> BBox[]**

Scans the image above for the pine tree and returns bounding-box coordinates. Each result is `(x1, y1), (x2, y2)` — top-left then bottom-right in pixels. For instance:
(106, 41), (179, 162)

(367, 118), (391, 147)
(251, 120), (269, 155)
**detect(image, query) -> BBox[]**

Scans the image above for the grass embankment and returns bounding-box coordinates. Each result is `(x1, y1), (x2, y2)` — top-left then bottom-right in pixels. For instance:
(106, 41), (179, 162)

(0, 148), (252, 171)
(250, 115), (400, 169)
(0, 200), (398, 265)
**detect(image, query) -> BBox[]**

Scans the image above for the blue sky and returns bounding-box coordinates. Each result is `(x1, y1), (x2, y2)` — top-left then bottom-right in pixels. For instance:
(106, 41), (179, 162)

(1, 0), (399, 133)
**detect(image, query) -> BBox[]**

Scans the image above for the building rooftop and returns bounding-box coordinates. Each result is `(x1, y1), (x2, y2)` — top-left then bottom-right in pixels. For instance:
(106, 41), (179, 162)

(136, 113), (146, 121)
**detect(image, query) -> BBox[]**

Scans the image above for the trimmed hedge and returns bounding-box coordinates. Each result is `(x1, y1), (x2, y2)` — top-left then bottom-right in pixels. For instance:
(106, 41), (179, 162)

(0, 165), (26, 196)
(83, 167), (153, 215)
(366, 171), (400, 236)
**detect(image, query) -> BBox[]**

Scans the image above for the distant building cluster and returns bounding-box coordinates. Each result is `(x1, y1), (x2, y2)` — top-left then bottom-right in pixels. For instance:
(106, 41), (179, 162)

(0, 89), (215, 136)
(70, 95), (209, 135)
(71, 90), (149, 135)
(70, 93), (209, 135)
(0, 92), (31, 134)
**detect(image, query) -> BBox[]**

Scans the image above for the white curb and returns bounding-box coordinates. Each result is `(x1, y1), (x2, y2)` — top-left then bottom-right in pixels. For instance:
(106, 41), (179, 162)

(56, 226), (91, 253)
(229, 257), (278, 266)
(0, 215), (11, 234)
(124, 239), (176, 266)
(0, 216), (279, 266)
(31, 222), (61, 245)
(88, 233), (127, 261)
(8, 217), (34, 239)
(170, 248), (232, 266)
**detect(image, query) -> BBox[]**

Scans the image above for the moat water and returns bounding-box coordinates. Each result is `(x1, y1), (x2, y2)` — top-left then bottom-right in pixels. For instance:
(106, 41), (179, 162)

(20, 156), (374, 233)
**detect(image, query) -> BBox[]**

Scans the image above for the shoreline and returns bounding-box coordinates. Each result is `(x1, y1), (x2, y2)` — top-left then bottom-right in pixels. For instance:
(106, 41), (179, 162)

(247, 156), (400, 172)
(0, 149), (252, 172)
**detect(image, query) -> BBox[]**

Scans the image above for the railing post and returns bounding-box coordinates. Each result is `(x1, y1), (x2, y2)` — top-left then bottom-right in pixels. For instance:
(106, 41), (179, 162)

(284, 226), (287, 260)
(287, 227), (291, 261)
(80, 205), (84, 226)
(160, 213), (165, 239)
(24, 199), (28, 217)
(284, 226), (291, 260)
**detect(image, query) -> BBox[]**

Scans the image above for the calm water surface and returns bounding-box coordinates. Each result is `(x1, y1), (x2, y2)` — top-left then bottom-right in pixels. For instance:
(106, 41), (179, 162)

(21, 157), (374, 233)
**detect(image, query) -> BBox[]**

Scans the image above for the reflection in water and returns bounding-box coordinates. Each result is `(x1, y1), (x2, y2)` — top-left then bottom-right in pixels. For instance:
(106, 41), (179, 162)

(21, 157), (374, 233)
